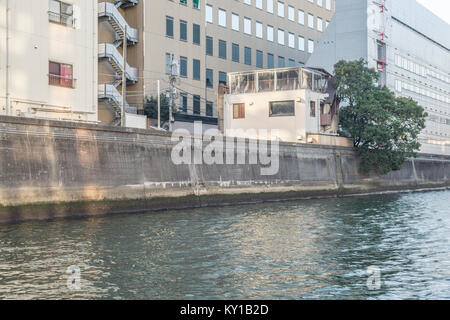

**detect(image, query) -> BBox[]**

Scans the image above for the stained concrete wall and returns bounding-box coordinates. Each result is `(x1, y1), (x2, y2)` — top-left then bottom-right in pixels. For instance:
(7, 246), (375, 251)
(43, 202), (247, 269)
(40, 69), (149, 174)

(0, 116), (449, 223)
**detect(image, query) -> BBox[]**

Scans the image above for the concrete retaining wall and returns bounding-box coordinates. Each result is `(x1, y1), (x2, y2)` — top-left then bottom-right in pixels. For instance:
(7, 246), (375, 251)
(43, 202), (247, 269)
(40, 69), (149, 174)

(0, 116), (449, 224)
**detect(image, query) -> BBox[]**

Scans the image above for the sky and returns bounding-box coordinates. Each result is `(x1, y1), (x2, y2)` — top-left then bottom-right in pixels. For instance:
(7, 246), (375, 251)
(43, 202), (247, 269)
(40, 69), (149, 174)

(417, 0), (450, 24)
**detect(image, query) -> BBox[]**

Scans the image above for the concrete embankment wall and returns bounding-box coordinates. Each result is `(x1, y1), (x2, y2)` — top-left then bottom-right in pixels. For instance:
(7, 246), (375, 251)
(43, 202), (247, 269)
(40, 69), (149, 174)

(0, 116), (449, 224)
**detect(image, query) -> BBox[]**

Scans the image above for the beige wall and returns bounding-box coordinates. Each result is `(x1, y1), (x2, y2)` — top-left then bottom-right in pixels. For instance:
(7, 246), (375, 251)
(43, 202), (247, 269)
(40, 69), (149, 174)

(224, 89), (326, 143)
(0, 0), (98, 122)
(144, 0), (334, 121)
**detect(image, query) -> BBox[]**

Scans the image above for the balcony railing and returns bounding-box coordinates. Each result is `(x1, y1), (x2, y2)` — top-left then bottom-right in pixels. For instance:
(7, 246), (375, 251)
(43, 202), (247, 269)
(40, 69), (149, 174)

(98, 43), (138, 82)
(98, 2), (139, 43)
(48, 74), (77, 89)
(229, 67), (329, 95)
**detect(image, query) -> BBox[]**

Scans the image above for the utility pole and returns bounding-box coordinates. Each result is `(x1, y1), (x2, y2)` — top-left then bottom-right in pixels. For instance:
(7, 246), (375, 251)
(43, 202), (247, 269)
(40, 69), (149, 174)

(121, 25), (127, 127)
(157, 80), (161, 129)
(6, 0), (11, 116)
(168, 54), (179, 132)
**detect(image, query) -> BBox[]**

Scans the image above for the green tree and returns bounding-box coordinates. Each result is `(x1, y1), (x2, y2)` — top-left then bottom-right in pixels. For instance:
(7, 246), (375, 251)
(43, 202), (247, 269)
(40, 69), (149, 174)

(143, 94), (171, 123)
(334, 59), (427, 174)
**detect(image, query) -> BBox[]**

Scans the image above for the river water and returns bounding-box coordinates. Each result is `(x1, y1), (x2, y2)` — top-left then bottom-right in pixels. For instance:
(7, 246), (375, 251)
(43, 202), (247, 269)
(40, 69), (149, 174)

(0, 190), (449, 300)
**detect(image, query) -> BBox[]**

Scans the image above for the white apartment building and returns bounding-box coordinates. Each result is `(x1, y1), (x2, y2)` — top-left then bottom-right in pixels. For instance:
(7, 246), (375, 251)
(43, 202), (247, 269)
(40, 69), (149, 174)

(0, 0), (98, 122)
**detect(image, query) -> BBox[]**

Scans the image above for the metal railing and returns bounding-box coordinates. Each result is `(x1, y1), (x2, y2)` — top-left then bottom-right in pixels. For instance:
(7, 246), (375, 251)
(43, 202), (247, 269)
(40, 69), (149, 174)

(98, 2), (138, 43)
(98, 84), (137, 114)
(48, 74), (77, 89)
(98, 43), (138, 82)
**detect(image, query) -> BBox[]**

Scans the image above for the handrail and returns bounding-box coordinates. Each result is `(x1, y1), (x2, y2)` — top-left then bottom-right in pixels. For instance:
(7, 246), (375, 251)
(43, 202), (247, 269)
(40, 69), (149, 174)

(98, 43), (138, 82)
(98, 84), (137, 114)
(98, 2), (138, 43)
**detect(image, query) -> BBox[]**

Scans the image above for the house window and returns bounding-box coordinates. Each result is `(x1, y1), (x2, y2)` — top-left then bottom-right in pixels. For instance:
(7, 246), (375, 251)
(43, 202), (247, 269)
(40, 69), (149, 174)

(49, 61), (74, 88)
(267, 25), (274, 42)
(277, 1), (285, 17)
(233, 103), (245, 119)
(256, 50), (263, 68)
(244, 17), (252, 35)
(255, 21), (263, 39)
(218, 9), (227, 27)
(278, 56), (285, 68)
(193, 0), (200, 10)
(206, 4), (213, 23)
(232, 13), (240, 31)
(310, 101), (316, 117)
(48, 0), (73, 27)
(270, 101), (295, 117)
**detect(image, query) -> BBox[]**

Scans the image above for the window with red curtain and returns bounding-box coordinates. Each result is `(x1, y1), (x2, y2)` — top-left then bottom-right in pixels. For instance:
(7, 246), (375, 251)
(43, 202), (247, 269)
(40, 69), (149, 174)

(49, 61), (73, 88)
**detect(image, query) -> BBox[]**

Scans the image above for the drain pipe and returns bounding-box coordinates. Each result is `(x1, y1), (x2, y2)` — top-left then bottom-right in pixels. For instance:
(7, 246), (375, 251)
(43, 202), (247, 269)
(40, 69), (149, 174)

(5, 0), (11, 115)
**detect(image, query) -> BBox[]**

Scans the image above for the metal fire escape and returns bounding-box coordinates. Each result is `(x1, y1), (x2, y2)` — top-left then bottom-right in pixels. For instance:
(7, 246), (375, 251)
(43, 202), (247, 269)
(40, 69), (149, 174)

(98, 1), (139, 125)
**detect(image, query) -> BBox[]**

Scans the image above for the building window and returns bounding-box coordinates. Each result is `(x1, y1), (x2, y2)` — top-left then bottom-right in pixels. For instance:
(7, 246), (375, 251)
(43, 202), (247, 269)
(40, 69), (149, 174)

(298, 36), (305, 51)
(256, 0), (263, 10)
(310, 101), (316, 117)
(180, 0), (187, 6)
(206, 101), (213, 117)
(256, 50), (263, 68)
(326, 0), (332, 11)
(206, 69), (213, 88)
(219, 40), (227, 59)
(288, 5), (295, 21)
(308, 14), (314, 29)
(255, 21), (263, 39)
(193, 24), (200, 45)
(245, 47), (252, 65)
(267, 53), (274, 69)
(317, 17), (323, 32)
(288, 32), (295, 48)
(267, 0), (274, 14)
(278, 56), (285, 68)
(244, 17), (252, 35)
(193, 0), (200, 10)
(180, 93), (188, 113)
(219, 71), (227, 85)
(308, 39), (314, 53)
(48, 0), (74, 27)
(278, 29), (285, 45)
(267, 25), (274, 42)
(218, 9), (227, 27)
(277, 1), (285, 18)
(233, 103), (245, 119)
(206, 4), (213, 23)
(232, 13), (240, 31)
(270, 101), (295, 117)
(180, 20), (187, 41)
(49, 61), (74, 88)
(180, 56), (188, 77)
(193, 59), (200, 80)
(318, 0), (323, 7)
(193, 95), (201, 115)
(166, 16), (174, 37)
(206, 36), (213, 55)
(298, 10), (305, 25)
(288, 59), (295, 67)
(232, 43), (240, 62)
(165, 53), (172, 74)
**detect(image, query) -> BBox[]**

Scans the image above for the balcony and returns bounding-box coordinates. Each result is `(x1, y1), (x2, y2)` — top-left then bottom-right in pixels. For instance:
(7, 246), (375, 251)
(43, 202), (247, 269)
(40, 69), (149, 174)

(98, 2), (139, 44)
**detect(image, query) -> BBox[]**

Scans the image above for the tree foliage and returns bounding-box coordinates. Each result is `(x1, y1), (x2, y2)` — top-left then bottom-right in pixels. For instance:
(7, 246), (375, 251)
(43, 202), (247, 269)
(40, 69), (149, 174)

(333, 59), (427, 174)
(143, 94), (171, 123)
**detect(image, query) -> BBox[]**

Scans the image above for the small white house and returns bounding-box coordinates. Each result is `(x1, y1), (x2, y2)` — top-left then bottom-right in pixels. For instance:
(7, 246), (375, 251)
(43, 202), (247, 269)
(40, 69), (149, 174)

(223, 67), (349, 146)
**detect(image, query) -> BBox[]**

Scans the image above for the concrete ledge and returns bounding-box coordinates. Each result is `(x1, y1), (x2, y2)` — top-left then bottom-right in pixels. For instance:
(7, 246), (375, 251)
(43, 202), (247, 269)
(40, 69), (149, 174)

(1, 182), (449, 225)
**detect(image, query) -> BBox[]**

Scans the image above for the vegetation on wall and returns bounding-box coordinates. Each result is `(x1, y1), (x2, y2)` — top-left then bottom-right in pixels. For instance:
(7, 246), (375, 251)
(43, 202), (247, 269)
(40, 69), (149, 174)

(333, 59), (427, 174)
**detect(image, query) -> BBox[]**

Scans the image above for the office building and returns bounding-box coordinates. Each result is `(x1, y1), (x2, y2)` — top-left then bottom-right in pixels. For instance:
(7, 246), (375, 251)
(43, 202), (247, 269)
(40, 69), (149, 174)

(307, 0), (450, 155)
